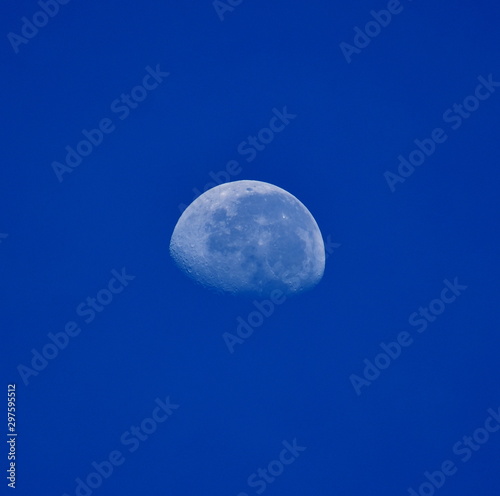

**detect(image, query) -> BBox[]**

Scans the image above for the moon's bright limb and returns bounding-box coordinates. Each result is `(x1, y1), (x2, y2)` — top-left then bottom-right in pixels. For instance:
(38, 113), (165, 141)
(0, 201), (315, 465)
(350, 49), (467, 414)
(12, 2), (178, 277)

(170, 180), (325, 297)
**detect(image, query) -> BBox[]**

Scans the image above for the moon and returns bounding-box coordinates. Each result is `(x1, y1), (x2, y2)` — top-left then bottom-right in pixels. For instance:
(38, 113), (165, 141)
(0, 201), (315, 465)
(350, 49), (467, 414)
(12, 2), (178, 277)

(170, 180), (325, 297)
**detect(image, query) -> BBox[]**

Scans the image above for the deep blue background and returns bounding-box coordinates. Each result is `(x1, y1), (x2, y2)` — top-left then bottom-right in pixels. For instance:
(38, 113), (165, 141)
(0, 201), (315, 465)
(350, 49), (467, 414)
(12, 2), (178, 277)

(1, 1), (499, 495)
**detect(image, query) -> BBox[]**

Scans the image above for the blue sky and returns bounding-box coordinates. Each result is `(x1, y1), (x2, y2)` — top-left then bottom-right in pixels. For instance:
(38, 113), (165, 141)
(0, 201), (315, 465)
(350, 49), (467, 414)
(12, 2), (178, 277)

(1, 1), (500, 495)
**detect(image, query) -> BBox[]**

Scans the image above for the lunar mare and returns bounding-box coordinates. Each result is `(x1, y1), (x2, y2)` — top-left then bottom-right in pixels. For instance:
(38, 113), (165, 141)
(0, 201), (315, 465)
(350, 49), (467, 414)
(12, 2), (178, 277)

(170, 180), (325, 297)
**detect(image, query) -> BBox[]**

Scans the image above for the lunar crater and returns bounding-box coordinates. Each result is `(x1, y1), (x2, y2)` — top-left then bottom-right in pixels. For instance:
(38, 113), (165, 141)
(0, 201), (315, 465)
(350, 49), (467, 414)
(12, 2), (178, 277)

(170, 180), (325, 297)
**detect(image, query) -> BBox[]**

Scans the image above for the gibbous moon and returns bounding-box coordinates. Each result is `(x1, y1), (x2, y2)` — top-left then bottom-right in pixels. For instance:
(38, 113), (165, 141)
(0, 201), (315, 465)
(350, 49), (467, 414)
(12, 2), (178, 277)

(170, 180), (325, 297)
